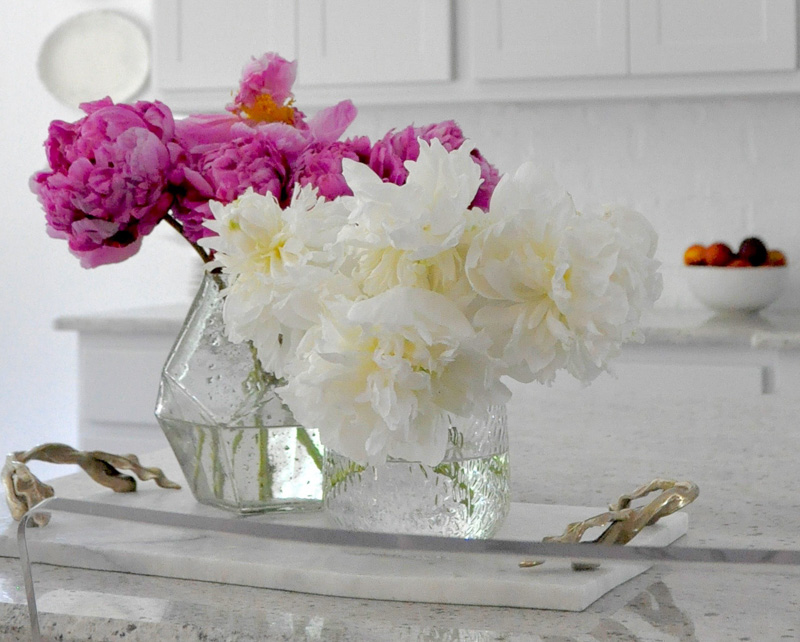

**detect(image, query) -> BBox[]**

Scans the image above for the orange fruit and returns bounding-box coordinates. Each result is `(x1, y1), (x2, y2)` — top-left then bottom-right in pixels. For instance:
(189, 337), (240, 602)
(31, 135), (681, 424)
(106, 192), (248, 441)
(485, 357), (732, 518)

(705, 242), (735, 267)
(728, 258), (751, 267)
(683, 244), (706, 265)
(767, 249), (787, 266)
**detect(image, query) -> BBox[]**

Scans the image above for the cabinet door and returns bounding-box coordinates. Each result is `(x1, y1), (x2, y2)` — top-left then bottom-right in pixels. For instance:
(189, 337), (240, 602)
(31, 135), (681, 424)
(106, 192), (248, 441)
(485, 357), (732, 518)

(153, 0), (296, 92)
(296, 0), (451, 85)
(471, 0), (628, 80)
(630, 0), (797, 75)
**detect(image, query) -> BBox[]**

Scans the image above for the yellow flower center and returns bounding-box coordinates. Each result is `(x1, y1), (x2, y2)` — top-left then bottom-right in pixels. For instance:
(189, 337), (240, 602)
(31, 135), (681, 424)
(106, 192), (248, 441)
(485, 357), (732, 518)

(239, 94), (296, 125)
(259, 237), (287, 274)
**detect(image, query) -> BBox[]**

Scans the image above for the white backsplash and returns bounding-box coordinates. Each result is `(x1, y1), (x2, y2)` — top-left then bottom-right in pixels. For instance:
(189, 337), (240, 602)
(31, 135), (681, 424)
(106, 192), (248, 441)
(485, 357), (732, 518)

(346, 97), (800, 311)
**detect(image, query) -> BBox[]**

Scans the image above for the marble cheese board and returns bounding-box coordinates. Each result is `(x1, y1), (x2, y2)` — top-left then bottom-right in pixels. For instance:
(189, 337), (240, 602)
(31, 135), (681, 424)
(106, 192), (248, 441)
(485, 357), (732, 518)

(0, 450), (688, 612)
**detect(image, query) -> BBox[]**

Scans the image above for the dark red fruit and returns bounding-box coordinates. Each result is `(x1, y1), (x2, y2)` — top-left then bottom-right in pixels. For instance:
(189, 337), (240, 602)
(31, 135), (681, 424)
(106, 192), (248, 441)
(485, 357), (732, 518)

(738, 237), (768, 266)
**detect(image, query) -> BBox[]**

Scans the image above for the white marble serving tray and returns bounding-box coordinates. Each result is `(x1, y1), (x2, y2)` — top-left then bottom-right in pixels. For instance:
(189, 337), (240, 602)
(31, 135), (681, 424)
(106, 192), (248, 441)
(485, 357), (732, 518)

(0, 451), (687, 612)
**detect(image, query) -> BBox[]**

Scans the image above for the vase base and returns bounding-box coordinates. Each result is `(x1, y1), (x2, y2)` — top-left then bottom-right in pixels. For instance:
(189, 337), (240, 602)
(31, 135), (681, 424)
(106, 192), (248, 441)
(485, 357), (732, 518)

(159, 417), (324, 515)
(323, 450), (511, 539)
(196, 496), (323, 515)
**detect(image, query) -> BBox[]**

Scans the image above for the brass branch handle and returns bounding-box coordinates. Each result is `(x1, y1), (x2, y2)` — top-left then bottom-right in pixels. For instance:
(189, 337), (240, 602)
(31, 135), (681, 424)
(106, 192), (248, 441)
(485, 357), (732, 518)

(521, 479), (699, 571)
(3, 443), (181, 526)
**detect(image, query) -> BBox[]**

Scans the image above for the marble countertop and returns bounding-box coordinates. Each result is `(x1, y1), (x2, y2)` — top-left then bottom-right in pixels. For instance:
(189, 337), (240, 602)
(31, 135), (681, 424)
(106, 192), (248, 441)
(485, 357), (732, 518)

(55, 305), (800, 350)
(54, 304), (189, 335)
(639, 308), (800, 350)
(2, 385), (799, 641)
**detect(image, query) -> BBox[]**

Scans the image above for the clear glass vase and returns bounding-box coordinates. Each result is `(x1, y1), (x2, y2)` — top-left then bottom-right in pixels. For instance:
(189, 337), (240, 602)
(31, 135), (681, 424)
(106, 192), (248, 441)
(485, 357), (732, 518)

(155, 272), (323, 514)
(323, 405), (510, 539)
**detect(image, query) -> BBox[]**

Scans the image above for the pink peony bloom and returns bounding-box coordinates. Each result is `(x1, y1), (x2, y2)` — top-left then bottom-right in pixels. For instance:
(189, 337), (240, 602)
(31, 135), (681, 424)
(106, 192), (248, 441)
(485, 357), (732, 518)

(31, 98), (177, 268)
(293, 137), (372, 200)
(171, 107), (360, 242)
(223, 51), (357, 138)
(368, 120), (500, 210)
(171, 51), (359, 240)
(305, 100), (358, 144)
(465, 148), (500, 211)
(170, 125), (305, 242)
(30, 54), (364, 265)
(228, 53), (300, 123)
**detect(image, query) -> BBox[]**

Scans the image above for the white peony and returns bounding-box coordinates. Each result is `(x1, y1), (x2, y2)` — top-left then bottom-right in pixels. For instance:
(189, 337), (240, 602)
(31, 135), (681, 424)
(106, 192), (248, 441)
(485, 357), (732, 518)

(281, 286), (505, 465)
(466, 163), (662, 384)
(199, 186), (355, 378)
(338, 139), (481, 301)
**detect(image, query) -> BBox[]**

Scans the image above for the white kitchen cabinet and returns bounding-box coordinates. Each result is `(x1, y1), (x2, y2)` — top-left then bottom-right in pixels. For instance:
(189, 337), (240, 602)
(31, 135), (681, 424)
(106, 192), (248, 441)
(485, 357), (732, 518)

(470, 0), (628, 80)
(54, 308), (184, 455)
(152, 0), (800, 108)
(472, 0), (797, 81)
(153, 0), (451, 109)
(152, 0), (296, 93)
(629, 0), (797, 75)
(297, 0), (451, 85)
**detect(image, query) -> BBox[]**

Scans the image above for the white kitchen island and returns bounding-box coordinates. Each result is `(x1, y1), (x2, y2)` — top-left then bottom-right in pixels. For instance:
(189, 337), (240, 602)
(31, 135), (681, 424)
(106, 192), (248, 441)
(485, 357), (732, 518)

(1, 379), (799, 640)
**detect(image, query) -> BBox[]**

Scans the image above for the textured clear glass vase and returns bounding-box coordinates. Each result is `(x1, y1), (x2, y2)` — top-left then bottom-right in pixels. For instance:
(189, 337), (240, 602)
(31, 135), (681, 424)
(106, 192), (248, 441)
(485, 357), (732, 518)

(323, 405), (510, 539)
(155, 273), (323, 514)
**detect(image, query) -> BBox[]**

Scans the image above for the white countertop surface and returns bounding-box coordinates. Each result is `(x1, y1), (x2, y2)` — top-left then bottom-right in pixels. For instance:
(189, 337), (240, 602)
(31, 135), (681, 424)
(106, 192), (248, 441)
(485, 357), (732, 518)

(55, 305), (800, 351)
(2, 384), (799, 641)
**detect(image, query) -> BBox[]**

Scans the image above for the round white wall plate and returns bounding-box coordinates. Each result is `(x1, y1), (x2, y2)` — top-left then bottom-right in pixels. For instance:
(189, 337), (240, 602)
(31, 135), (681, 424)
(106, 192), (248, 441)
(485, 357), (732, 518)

(38, 10), (150, 108)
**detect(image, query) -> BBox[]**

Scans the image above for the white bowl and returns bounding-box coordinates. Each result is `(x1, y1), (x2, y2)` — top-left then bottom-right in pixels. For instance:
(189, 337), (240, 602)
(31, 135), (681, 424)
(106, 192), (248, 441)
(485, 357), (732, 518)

(685, 265), (788, 313)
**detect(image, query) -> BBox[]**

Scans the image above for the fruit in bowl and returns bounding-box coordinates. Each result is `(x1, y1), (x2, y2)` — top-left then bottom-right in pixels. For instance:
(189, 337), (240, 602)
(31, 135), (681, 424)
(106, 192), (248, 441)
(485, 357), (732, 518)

(683, 237), (786, 268)
(683, 237), (789, 313)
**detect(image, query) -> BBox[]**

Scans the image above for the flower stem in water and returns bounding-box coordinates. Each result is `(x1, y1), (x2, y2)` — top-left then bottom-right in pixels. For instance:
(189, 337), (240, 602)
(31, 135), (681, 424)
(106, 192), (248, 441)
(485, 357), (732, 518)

(296, 427), (323, 471)
(258, 427), (272, 501)
(211, 429), (224, 498)
(245, 341), (324, 473)
(193, 427), (205, 491)
(326, 460), (366, 492)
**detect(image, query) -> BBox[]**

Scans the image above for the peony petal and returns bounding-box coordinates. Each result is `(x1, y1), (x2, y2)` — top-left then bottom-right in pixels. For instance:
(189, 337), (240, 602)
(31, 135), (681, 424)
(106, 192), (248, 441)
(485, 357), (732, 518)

(306, 100), (357, 143)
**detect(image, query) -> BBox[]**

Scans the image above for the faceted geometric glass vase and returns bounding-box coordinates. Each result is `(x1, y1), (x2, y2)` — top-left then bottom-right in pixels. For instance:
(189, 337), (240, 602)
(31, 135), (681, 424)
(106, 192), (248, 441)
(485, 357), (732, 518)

(323, 405), (510, 539)
(155, 273), (323, 514)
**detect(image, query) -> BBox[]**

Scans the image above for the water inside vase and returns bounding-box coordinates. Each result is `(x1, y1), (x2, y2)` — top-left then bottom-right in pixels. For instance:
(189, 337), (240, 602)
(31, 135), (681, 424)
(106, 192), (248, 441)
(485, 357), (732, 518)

(160, 417), (323, 513)
(323, 406), (510, 538)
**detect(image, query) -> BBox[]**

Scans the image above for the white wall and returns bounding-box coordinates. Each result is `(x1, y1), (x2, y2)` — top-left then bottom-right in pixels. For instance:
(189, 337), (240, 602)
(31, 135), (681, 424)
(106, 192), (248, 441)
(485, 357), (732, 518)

(0, 2), (197, 459)
(3, 2), (800, 458)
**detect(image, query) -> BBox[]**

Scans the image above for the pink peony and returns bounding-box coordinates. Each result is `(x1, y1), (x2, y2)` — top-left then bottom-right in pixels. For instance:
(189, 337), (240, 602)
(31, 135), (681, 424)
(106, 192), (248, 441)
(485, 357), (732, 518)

(31, 53), (362, 266)
(170, 125), (305, 242)
(304, 100), (358, 144)
(30, 98), (178, 268)
(368, 120), (500, 210)
(170, 52), (359, 240)
(293, 137), (372, 200)
(228, 53), (302, 125)
(222, 52), (357, 140)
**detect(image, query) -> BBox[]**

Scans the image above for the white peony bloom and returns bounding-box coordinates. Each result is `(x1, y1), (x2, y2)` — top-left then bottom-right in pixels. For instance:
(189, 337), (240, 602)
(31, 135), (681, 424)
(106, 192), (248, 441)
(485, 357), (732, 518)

(466, 163), (662, 384)
(338, 139), (482, 301)
(199, 187), (356, 378)
(280, 286), (504, 465)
